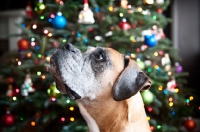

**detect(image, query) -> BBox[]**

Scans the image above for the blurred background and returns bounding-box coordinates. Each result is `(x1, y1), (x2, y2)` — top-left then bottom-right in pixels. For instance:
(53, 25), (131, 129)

(0, 0), (199, 97)
(0, 0), (199, 132)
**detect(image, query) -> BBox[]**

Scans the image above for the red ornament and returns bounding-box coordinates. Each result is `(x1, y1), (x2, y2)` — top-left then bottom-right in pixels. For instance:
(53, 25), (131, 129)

(184, 118), (196, 132)
(118, 21), (131, 30)
(138, 20), (143, 25)
(157, 8), (162, 13)
(6, 77), (14, 83)
(26, 2), (33, 18)
(17, 38), (29, 50)
(2, 113), (15, 126)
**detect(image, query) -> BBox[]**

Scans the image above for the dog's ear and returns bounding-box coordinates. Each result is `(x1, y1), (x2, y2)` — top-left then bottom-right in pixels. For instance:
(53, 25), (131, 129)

(112, 57), (151, 101)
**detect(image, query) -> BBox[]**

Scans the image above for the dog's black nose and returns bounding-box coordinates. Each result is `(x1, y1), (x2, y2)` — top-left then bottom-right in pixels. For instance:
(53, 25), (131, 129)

(62, 43), (75, 52)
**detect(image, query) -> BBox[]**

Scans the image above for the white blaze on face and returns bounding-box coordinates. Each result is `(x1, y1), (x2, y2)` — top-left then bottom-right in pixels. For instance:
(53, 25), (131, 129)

(59, 46), (105, 100)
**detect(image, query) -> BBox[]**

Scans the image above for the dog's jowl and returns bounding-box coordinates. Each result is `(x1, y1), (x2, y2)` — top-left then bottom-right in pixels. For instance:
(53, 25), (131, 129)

(50, 43), (151, 132)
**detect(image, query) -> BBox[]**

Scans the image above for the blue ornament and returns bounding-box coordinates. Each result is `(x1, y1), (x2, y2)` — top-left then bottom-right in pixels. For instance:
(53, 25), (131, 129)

(52, 13), (67, 29)
(144, 34), (157, 47)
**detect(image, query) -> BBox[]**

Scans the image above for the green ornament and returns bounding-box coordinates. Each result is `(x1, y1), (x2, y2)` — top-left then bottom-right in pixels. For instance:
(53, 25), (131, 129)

(47, 83), (61, 98)
(141, 90), (154, 104)
(34, 2), (45, 14)
(137, 60), (145, 70)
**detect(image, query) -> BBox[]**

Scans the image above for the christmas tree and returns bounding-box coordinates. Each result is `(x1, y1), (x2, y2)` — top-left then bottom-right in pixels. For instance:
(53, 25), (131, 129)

(0, 0), (198, 132)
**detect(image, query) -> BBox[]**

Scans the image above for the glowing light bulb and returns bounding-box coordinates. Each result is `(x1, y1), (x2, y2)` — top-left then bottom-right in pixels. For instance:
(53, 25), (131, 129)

(154, 65), (159, 69)
(130, 53), (136, 59)
(169, 102), (173, 107)
(148, 107), (153, 112)
(51, 97), (56, 101)
(189, 96), (194, 101)
(15, 89), (20, 93)
(150, 126), (155, 131)
(69, 107), (74, 111)
(38, 54), (42, 58)
(146, 116), (150, 121)
(63, 39), (67, 43)
(12, 96), (17, 101)
(31, 42), (35, 46)
(31, 38), (35, 41)
(70, 117), (75, 122)
(157, 125), (161, 129)
(41, 75), (46, 79)
(31, 121), (36, 126)
(18, 61), (22, 66)
(40, 15), (44, 19)
(61, 117), (65, 122)
(175, 88), (179, 93)
(46, 57), (50, 62)
(168, 97), (173, 102)
(108, 6), (114, 11)
(168, 71), (172, 76)
(27, 53), (32, 57)
(50, 14), (55, 18)
(158, 86), (163, 91)
(48, 33), (52, 37)
(44, 30), (48, 34)
(154, 52), (158, 56)
(37, 71), (41, 76)
(32, 24), (37, 29)
(60, 1), (64, 5)
(137, 7), (143, 12)
(119, 13), (123, 17)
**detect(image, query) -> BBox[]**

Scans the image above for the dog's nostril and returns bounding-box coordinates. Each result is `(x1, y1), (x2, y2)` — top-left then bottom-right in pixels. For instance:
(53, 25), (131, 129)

(142, 81), (151, 90)
(62, 43), (75, 52)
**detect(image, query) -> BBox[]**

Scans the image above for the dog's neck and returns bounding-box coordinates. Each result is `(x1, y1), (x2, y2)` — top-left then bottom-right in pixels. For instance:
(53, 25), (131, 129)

(77, 92), (150, 132)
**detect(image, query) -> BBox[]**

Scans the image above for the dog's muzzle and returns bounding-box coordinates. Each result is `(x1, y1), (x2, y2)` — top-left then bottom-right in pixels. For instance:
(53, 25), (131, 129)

(50, 43), (81, 100)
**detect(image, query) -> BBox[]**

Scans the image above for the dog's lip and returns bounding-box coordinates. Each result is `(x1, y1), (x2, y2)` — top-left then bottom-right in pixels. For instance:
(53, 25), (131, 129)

(64, 85), (81, 100)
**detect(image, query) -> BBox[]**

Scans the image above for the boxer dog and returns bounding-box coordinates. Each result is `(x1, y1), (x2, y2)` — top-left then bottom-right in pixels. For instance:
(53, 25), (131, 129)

(50, 43), (151, 132)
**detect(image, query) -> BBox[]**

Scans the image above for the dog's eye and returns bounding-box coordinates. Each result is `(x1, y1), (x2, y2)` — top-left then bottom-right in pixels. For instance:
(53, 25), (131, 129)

(93, 53), (104, 61)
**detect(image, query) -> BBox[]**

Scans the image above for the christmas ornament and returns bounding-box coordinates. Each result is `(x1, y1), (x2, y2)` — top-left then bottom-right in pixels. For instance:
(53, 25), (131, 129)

(167, 79), (177, 92)
(136, 59), (145, 70)
(78, 0), (95, 24)
(17, 38), (29, 50)
(141, 90), (154, 104)
(142, 29), (152, 36)
(156, 0), (164, 4)
(6, 85), (14, 97)
(161, 53), (171, 71)
(47, 82), (61, 98)
(118, 19), (131, 30)
(175, 62), (183, 73)
(184, 117), (196, 132)
(25, 2), (33, 18)
(144, 34), (157, 47)
(21, 74), (35, 96)
(144, 60), (152, 66)
(2, 111), (15, 126)
(143, 0), (154, 4)
(52, 12), (67, 29)
(6, 77), (14, 83)
(121, 0), (128, 8)
(34, 0), (46, 14)
(152, 25), (165, 40)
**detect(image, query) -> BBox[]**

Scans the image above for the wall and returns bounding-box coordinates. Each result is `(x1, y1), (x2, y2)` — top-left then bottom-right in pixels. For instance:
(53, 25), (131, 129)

(0, 10), (25, 51)
(172, 1), (200, 95)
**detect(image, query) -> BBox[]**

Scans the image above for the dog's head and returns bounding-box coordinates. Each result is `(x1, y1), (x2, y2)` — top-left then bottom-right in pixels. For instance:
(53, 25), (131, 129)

(50, 43), (151, 101)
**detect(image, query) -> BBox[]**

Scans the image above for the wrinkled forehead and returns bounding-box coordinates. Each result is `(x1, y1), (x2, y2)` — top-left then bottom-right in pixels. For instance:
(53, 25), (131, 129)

(85, 46), (123, 58)
(85, 46), (124, 68)
(106, 48), (125, 71)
